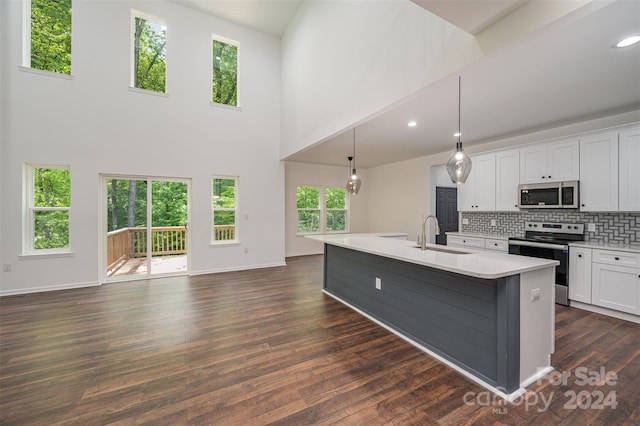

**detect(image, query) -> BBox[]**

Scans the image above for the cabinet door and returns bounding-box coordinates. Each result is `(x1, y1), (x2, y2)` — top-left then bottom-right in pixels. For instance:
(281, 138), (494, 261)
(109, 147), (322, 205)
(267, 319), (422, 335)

(547, 139), (579, 182)
(457, 158), (477, 212)
(520, 145), (547, 184)
(474, 154), (496, 211)
(496, 149), (519, 211)
(579, 133), (618, 211)
(619, 127), (640, 212)
(592, 263), (640, 315)
(569, 247), (592, 303)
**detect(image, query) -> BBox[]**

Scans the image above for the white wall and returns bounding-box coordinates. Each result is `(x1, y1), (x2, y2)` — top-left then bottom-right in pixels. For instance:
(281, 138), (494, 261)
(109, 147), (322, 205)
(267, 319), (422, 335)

(366, 111), (640, 239)
(0, 0), (284, 295)
(280, 0), (482, 160)
(285, 161), (368, 257)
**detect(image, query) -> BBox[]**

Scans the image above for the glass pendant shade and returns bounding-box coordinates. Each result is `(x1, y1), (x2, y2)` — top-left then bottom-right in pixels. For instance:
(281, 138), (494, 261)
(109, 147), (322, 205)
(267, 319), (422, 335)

(446, 76), (472, 184)
(446, 142), (472, 184)
(346, 129), (362, 194)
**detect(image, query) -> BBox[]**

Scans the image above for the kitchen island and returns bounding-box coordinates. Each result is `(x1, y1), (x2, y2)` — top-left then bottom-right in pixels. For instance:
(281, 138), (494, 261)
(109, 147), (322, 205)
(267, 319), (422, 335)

(307, 234), (559, 400)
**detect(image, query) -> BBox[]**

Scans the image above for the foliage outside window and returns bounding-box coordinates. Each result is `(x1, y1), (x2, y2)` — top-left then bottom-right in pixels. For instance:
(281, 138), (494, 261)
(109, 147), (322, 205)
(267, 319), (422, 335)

(212, 37), (238, 106)
(213, 177), (238, 242)
(296, 186), (348, 234)
(132, 12), (166, 93)
(325, 188), (347, 232)
(28, 0), (72, 74)
(25, 165), (71, 252)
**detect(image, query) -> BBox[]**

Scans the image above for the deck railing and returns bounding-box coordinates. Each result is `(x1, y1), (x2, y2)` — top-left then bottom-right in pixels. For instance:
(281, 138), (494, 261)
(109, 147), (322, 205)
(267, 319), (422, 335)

(107, 225), (235, 272)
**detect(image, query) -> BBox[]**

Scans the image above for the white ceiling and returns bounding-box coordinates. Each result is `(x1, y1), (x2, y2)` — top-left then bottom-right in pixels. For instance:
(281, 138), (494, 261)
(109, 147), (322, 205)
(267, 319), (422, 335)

(174, 0), (303, 37)
(175, 0), (640, 169)
(288, 0), (640, 168)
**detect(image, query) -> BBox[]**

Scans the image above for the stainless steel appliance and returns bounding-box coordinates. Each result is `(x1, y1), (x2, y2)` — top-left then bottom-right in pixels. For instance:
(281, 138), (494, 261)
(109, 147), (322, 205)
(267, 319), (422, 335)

(508, 222), (585, 306)
(518, 180), (579, 209)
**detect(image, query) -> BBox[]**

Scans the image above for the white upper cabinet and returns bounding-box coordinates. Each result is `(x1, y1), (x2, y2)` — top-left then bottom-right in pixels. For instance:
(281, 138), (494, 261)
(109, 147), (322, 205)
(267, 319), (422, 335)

(495, 149), (520, 211)
(520, 139), (579, 184)
(619, 126), (640, 212)
(579, 132), (619, 212)
(457, 153), (496, 212)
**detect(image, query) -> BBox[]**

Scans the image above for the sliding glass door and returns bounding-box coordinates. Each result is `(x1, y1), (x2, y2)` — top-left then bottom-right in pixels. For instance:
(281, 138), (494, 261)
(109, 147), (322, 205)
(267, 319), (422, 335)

(104, 176), (189, 280)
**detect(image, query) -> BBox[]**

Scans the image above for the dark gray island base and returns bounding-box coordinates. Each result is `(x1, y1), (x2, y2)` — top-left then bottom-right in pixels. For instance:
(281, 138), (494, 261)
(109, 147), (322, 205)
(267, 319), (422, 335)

(322, 243), (555, 399)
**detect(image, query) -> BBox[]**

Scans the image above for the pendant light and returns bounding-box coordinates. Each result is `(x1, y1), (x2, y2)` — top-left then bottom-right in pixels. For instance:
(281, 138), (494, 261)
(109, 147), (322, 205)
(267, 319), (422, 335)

(446, 76), (472, 184)
(346, 128), (362, 194)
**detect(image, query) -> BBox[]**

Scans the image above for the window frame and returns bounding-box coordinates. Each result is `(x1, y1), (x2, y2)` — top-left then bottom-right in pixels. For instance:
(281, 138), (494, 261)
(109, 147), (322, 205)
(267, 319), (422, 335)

(23, 163), (72, 255)
(22, 0), (73, 76)
(296, 185), (349, 235)
(130, 9), (167, 94)
(211, 34), (240, 108)
(211, 175), (239, 245)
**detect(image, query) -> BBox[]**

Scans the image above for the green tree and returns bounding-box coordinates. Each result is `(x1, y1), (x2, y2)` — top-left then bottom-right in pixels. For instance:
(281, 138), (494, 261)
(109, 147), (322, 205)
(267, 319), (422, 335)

(31, 0), (72, 74)
(296, 186), (320, 233)
(134, 17), (166, 93)
(33, 167), (70, 249)
(212, 39), (238, 106)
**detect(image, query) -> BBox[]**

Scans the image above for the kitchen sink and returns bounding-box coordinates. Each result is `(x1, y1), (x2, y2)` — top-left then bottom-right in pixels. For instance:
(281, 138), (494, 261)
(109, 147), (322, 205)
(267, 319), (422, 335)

(413, 246), (471, 254)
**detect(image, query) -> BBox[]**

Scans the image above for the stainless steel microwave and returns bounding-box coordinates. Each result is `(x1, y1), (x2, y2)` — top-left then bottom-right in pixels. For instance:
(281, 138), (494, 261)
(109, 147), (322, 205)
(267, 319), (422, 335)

(518, 181), (579, 209)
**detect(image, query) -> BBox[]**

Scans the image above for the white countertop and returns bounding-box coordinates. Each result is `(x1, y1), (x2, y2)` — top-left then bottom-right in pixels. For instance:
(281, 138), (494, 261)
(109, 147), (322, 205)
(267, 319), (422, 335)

(307, 234), (558, 279)
(446, 232), (515, 240)
(570, 241), (640, 253)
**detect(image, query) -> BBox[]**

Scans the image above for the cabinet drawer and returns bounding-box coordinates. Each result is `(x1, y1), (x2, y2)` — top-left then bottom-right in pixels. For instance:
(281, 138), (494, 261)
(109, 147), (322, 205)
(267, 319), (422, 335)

(484, 239), (508, 252)
(447, 235), (485, 249)
(592, 249), (640, 267)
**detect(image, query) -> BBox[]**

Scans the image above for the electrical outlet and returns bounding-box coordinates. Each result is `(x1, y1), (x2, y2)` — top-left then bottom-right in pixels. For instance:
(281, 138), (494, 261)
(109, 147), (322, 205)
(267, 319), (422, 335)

(531, 288), (540, 301)
(490, 220), (496, 227)
(2, 263), (11, 272)
(462, 218), (469, 225)
(588, 223), (596, 232)
(375, 277), (382, 290)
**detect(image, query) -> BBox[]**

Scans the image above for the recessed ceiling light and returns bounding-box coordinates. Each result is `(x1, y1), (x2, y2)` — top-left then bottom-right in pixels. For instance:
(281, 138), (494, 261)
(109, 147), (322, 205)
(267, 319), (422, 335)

(407, 121), (417, 127)
(453, 132), (461, 137)
(614, 35), (640, 48)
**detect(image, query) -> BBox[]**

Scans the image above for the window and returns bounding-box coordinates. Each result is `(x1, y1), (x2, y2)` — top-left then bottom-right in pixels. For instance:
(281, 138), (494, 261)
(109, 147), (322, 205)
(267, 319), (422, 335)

(25, 0), (72, 74)
(296, 186), (348, 234)
(212, 177), (238, 242)
(132, 11), (166, 93)
(212, 36), (238, 106)
(24, 165), (71, 253)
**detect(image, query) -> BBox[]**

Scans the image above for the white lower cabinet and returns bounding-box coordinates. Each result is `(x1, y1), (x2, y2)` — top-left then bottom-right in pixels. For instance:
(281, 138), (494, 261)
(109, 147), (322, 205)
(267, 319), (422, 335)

(570, 246), (640, 317)
(591, 250), (640, 315)
(447, 235), (485, 250)
(569, 247), (592, 303)
(447, 235), (508, 253)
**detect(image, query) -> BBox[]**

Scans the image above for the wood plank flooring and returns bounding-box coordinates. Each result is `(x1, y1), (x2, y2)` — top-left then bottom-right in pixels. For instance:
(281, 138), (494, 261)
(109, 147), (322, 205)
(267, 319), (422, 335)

(1, 255), (639, 425)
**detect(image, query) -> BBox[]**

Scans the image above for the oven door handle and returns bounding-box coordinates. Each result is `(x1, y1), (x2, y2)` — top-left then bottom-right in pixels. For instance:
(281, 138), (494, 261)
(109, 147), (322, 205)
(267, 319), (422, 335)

(508, 240), (568, 251)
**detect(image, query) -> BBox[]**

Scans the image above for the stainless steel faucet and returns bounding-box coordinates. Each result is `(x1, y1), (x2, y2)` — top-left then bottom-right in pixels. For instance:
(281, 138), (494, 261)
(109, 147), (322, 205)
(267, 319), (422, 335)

(419, 215), (441, 250)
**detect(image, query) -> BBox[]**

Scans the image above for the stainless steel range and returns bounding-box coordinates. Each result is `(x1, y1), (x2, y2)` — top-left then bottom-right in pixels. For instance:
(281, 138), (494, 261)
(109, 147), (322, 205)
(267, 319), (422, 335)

(508, 222), (585, 306)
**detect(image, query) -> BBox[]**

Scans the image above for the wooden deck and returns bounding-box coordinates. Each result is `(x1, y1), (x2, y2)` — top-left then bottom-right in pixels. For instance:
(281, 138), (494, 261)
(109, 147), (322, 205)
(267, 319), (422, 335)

(108, 254), (188, 277)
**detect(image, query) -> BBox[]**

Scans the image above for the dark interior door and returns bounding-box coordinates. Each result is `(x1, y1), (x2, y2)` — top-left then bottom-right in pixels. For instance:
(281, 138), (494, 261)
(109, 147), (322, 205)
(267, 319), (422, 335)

(435, 187), (458, 245)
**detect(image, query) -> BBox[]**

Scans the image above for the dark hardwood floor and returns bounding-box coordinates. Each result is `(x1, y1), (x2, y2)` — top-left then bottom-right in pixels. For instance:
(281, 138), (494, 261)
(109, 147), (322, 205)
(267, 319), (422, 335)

(1, 255), (639, 425)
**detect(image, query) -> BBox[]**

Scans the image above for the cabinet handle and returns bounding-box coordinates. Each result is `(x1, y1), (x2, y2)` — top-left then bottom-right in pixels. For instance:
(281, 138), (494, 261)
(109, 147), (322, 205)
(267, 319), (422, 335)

(581, 204), (585, 207)
(494, 243), (498, 246)
(615, 257), (620, 261)
(548, 175), (551, 178)
(541, 176), (545, 179)
(578, 254), (582, 258)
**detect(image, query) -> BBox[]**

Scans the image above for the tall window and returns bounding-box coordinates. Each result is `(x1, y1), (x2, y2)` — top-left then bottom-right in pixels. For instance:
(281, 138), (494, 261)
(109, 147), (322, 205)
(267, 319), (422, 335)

(24, 165), (71, 253)
(26, 0), (72, 74)
(132, 11), (166, 93)
(212, 36), (238, 106)
(212, 176), (238, 242)
(296, 186), (348, 234)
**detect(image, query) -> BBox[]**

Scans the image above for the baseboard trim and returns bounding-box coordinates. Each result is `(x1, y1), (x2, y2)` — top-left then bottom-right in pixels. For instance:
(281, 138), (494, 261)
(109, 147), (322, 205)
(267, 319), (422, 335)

(570, 301), (639, 324)
(190, 261), (287, 276)
(0, 281), (101, 297)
